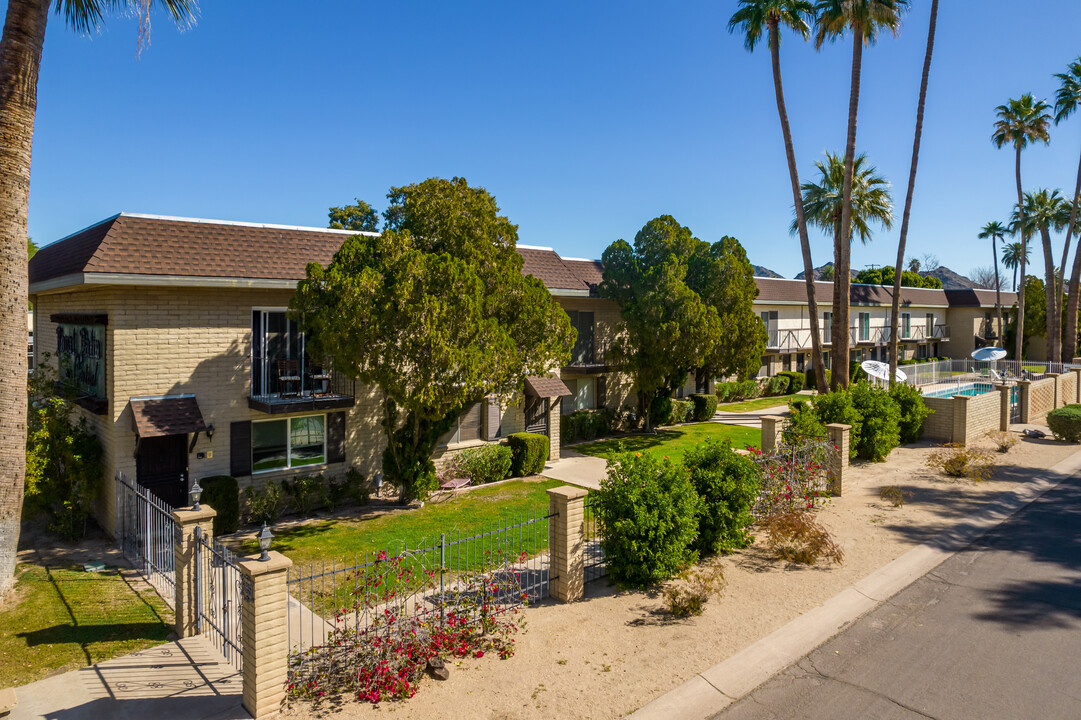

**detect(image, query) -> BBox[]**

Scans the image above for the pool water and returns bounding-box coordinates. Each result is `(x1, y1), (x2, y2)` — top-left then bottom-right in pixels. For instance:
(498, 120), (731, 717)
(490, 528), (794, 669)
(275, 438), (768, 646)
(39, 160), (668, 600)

(923, 383), (1017, 401)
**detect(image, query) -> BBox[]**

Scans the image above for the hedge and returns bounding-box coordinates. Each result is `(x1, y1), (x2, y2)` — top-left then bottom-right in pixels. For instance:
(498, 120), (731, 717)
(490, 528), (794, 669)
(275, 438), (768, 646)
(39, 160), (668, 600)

(1047, 404), (1081, 442)
(690, 393), (719, 421)
(672, 399), (693, 424)
(508, 432), (550, 475)
(651, 395), (674, 426)
(200, 475), (240, 535)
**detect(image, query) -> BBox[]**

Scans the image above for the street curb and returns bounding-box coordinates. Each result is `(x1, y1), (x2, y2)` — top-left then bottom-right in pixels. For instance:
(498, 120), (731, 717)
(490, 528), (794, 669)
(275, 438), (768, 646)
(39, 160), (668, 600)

(628, 448), (1081, 720)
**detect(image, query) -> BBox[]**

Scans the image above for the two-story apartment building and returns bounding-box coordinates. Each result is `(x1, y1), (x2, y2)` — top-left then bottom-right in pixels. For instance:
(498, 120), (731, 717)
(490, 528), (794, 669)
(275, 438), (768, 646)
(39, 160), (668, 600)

(753, 278), (1015, 376)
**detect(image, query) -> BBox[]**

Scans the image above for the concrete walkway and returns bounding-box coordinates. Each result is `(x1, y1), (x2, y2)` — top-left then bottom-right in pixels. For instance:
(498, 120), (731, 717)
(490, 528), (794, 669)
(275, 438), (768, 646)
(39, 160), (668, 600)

(712, 406), (790, 428)
(542, 450), (607, 490)
(630, 446), (1081, 720)
(10, 637), (247, 720)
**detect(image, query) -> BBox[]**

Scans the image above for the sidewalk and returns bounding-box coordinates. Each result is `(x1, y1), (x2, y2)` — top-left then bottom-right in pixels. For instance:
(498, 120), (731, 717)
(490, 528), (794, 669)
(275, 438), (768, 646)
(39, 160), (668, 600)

(9, 636), (247, 720)
(542, 449), (607, 490)
(630, 444), (1081, 720)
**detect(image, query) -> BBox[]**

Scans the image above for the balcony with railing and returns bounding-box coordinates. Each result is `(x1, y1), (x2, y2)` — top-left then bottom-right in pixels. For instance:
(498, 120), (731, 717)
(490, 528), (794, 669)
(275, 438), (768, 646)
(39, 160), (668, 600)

(249, 357), (355, 414)
(562, 318), (608, 374)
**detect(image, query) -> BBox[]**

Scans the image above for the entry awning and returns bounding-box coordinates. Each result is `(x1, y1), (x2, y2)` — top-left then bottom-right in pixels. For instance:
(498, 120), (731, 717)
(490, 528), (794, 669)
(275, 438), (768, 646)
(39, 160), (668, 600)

(129, 395), (207, 437)
(525, 375), (573, 398)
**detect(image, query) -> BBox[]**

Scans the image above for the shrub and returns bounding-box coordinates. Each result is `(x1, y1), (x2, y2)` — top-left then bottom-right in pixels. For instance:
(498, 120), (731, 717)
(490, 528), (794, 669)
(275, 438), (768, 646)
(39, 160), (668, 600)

(762, 511), (844, 565)
(671, 399), (694, 424)
(812, 388), (862, 459)
(926, 443), (995, 481)
(683, 440), (760, 555)
(244, 481), (284, 525)
(806, 367), (831, 393)
(880, 485), (907, 507)
(662, 559), (726, 618)
(715, 382), (734, 403)
(767, 375), (789, 396)
(781, 400), (825, 445)
(753, 437), (834, 516)
(451, 443), (513, 485)
(200, 476), (240, 535)
(850, 382), (901, 462)
(325, 467), (370, 509)
(739, 379), (762, 400)
(561, 409), (615, 444)
(282, 474), (326, 516)
(780, 371), (805, 392)
(849, 361), (868, 384)
(690, 393), (719, 422)
(593, 451), (703, 588)
(1046, 404), (1081, 442)
(986, 431), (1017, 453)
(889, 382), (933, 444)
(507, 433), (549, 476)
(651, 395), (674, 426)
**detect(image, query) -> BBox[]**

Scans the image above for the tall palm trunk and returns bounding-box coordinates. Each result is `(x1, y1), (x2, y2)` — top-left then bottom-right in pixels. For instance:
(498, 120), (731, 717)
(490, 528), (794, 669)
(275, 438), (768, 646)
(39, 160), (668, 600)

(1015, 145), (1027, 361)
(0, 0), (48, 596)
(889, 0), (938, 384)
(769, 22), (827, 391)
(832, 25), (863, 390)
(992, 235), (1003, 346)
(1012, 263), (1017, 292)
(1040, 224), (1060, 362)
(1062, 152), (1081, 362)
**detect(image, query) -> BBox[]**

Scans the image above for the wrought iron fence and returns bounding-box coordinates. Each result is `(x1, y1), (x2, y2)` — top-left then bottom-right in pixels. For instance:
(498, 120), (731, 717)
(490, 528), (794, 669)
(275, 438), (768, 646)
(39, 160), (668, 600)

(115, 470), (176, 607)
(752, 436), (837, 518)
(194, 526), (244, 671)
(900, 358), (1078, 388)
(286, 508), (553, 684)
(583, 497), (606, 583)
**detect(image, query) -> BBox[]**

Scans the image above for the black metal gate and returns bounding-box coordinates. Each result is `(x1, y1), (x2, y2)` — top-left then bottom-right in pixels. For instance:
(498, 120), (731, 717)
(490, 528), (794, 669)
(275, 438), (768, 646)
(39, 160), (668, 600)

(194, 526), (244, 670)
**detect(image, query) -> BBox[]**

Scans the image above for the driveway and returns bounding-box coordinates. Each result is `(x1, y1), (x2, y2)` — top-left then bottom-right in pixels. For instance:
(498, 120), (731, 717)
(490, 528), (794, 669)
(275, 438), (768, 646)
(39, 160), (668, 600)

(713, 471), (1081, 720)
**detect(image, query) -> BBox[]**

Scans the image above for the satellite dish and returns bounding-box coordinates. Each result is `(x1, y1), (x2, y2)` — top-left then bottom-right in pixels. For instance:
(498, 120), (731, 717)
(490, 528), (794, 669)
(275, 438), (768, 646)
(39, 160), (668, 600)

(971, 347), (1007, 362)
(860, 360), (907, 382)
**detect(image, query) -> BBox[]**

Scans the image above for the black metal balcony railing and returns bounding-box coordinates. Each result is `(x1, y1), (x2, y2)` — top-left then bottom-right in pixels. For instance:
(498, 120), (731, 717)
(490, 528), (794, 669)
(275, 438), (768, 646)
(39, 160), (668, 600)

(249, 365), (356, 414)
(764, 324), (950, 351)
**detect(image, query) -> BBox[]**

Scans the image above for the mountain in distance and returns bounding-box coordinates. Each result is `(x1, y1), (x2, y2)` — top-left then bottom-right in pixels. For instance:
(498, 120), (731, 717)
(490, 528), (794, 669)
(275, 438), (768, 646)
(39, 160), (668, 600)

(919, 266), (977, 290)
(793, 262), (858, 281)
(752, 264), (784, 278)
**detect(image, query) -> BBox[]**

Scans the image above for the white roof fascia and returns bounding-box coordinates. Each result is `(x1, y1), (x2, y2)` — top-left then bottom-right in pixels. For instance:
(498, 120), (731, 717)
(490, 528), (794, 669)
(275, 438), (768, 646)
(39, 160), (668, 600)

(118, 212), (378, 237)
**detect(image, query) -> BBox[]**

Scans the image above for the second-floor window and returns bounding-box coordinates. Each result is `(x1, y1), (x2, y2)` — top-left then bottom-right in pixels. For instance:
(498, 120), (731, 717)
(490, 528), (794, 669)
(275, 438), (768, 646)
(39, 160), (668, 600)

(901, 312), (911, 339)
(252, 309), (306, 397)
(859, 312), (870, 342)
(926, 313), (934, 336)
(823, 311), (832, 343)
(565, 310), (595, 365)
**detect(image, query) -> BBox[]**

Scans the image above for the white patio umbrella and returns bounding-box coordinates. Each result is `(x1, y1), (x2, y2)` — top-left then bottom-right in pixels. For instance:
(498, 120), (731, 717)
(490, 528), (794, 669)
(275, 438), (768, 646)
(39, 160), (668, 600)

(970, 347), (1007, 362)
(860, 360), (907, 384)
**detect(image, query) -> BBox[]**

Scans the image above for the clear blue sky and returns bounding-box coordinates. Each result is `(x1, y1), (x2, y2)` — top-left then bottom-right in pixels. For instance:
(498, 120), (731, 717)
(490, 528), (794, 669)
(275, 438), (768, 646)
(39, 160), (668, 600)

(21, 1), (1081, 280)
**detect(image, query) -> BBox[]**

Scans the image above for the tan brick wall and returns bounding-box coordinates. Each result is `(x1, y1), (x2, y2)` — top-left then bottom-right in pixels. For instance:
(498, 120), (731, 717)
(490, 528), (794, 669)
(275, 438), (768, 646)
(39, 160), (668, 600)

(1028, 376), (1056, 421)
(921, 396), (955, 442)
(956, 391), (1003, 446)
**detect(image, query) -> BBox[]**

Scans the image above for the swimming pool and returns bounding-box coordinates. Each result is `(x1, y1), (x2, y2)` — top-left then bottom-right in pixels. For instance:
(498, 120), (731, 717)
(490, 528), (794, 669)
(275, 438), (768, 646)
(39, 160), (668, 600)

(923, 382), (1016, 401)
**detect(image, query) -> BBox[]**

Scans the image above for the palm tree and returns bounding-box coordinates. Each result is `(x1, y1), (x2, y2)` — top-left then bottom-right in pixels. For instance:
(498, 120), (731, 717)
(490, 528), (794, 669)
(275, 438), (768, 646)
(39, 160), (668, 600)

(728, 0), (828, 391)
(814, 0), (908, 389)
(978, 220), (1009, 346)
(1001, 241), (1029, 292)
(992, 94), (1051, 362)
(0, 0), (196, 595)
(887, 0), (938, 385)
(1055, 59), (1081, 362)
(1011, 189), (1070, 362)
(906, 257), (920, 273)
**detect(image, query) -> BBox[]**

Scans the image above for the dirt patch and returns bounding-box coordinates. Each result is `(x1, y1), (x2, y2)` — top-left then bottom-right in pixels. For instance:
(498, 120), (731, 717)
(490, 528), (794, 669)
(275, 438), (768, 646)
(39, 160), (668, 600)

(281, 429), (1080, 720)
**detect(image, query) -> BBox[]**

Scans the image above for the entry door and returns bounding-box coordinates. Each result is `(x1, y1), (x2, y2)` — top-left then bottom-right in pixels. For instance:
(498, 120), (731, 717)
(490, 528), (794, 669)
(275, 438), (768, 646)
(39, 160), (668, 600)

(137, 434), (189, 508)
(525, 396), (549, 436)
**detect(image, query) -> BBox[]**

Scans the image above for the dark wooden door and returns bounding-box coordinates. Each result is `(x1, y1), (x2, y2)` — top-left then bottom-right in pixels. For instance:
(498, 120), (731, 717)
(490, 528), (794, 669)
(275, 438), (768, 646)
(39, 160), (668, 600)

(137, 434), (189, 508)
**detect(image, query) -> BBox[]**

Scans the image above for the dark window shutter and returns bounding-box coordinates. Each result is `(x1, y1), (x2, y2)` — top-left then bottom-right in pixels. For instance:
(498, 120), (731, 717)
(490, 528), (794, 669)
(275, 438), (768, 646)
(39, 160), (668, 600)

(460, 403), (482, 442)
(327, 411), (346, 464)
(230, 421), (252, 477)
(486, 398), (502, 440)
(596, 376), (607, 409)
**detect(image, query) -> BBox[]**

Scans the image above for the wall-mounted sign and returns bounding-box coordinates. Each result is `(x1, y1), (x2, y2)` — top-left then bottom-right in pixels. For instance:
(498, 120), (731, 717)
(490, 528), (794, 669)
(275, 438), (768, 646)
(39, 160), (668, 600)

(56, 322), (106, 399)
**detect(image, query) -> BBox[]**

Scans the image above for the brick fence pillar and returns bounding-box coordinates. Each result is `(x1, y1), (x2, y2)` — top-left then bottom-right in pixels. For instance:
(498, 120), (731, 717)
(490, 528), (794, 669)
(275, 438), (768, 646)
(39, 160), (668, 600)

(952, 394), (972, 445)
(1018, 380), (1032, 424)
(760, 415), (784, 453)
(172, 505), (217, 639)
(1047, 372), (1063, 409)
(239, 552), (293, 719)
(825, 423), (850, 496)
(547, 485), (588, 602)
(1072, 368), (1081, 404)
(998, 383), (1012, 431)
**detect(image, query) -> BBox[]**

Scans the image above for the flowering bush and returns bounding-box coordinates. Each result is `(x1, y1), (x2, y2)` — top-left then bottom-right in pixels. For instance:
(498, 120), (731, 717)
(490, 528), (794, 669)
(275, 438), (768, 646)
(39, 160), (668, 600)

(750, 438), (835, 518)
(287, 547), (526, 704)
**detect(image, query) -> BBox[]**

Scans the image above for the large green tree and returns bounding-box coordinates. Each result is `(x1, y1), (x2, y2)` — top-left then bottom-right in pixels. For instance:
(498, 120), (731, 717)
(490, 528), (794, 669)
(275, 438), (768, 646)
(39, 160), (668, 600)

(814, 0), (908, 389)
(978, 220), (1009, 346)
(293, 178), (574, 504)
(1055, 59), (1081, 362)
(887, 0), (937, 385)
(854, 266), (940, 289)
(600, 216), (763, 430)
(728, 0), (826, 391)
(992, 94), (1051, 361)
(1011, 189), (1069, 362)
(0, 0), (195, 596)
(328, 198), (380, 232)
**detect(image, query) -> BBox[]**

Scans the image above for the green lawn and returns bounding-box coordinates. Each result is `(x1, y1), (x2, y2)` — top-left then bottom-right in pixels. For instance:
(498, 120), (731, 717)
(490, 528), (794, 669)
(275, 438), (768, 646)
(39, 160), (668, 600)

(0, 564), (173, 687)
(574, 422), (760, 462)
(716, 393), (807, 413)
(227, 477), (564, 569)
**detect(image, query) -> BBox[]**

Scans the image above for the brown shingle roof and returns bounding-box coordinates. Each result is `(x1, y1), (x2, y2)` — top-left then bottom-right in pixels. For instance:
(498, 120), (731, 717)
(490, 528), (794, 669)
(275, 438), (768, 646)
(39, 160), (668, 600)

(943, 288), (1017, 308)
(752, 277), (1018, 308)
(562, 258), (604, 287)
(130, 395), (206, 438)
(525, 375), (572, 398)
(517, 247), (589, 292)
(30, 214), (359, 286)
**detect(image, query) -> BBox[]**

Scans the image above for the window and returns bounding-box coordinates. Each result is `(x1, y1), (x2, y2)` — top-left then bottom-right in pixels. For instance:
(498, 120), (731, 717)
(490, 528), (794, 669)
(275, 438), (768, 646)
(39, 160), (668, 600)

(252, 309), (307, 397)
(252, 415), (326, 473)
(564, 310), (595, 365)
(926, 313), (934, 337)
(901, 312), (911, 339)
(859, 312), (870, 342)
(823, 312), (832, 343)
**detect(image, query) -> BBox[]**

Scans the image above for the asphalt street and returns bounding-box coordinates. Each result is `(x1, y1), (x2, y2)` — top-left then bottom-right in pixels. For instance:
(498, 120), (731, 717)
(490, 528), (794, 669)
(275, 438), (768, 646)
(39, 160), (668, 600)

(714, 473), (1081, 720)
